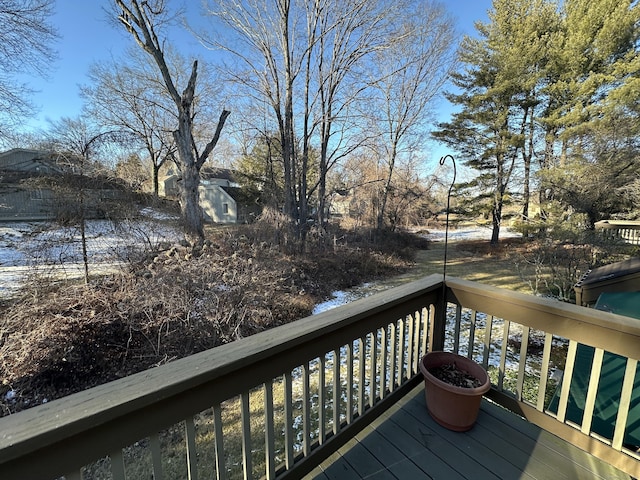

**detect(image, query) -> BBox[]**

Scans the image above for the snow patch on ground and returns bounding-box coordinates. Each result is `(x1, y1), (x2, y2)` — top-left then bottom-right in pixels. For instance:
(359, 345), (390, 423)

(1, 221), (519, 303)
(0, 210), (182, 298)
(425, 225), (520, 242)
(311, 285), (374, 315)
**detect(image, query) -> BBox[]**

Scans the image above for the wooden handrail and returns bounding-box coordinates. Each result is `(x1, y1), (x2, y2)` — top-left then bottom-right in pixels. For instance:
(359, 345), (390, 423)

(0, 274), (638, 478)
(595, 221), (640, 229)
(0, 275), (442, 479)
(445, 277), (640, 358)
(595, 221), (640, 245)
(444, 277), (640, 477)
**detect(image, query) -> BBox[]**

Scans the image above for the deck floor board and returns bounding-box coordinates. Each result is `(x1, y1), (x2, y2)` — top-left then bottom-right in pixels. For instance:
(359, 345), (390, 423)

(354, 426), (429, 479)
(465, 409), (569, 480)
(305, 384), (632, 480)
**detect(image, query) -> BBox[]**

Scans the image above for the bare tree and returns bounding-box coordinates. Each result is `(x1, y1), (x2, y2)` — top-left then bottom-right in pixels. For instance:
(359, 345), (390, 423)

(114, 0), (229, 247)
(81, 51), (177, 196)
(43, 116), (123, 284)
(203, 0), (299, 225)
(365, 2), (457, 231)
(310, 0), (399, 230)
(203, 0), (402, 242)
(0, 0), (57, 140)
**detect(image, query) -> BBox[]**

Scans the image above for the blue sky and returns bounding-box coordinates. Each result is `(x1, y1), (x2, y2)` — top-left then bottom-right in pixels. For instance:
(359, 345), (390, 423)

(21, 0), (492, 163)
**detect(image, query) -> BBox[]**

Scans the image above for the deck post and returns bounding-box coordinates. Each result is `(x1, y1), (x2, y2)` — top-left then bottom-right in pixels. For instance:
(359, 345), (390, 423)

(430, 285), (447, 351)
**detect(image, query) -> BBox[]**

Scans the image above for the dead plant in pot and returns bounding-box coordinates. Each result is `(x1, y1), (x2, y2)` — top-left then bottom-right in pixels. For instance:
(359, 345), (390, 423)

(419, 351), (491, 432)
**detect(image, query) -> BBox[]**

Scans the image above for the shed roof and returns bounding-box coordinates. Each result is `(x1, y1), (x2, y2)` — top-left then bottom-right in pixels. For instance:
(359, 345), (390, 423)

(574, 258), (640, 306)
(201, 167), (237, 182)
(220, 186), (261, 205)
(577, 258), (640, 286)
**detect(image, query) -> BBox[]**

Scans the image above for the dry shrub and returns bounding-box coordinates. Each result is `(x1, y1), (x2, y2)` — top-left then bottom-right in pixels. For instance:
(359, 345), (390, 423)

(0, 226), (419, 415)
(0, 241), (303, 414)
(239, 207), (298, 252)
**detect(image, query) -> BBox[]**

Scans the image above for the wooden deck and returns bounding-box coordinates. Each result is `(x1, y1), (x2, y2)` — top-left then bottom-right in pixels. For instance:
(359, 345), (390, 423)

(2, 276), (638, 479)
(305, 384), (632, 480)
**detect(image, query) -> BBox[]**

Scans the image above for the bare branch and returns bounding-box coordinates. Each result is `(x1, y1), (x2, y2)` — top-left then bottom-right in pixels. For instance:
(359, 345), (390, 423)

(0, 0), (58, 135)
(196, 109), (231, 170)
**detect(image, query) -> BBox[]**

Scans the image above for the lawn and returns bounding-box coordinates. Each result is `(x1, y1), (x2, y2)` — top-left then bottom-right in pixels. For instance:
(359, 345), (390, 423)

(375, 236), (535, 295)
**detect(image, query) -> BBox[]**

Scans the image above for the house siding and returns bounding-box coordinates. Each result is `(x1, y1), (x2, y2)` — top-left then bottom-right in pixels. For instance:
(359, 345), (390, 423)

(0, 149), (63, 174)
(199, 184), (237, 223)
(0, 186), (116, 222)
(0, 187), (56, 221)
(0, 150), (64, 221)
(164, 169), (262, 224)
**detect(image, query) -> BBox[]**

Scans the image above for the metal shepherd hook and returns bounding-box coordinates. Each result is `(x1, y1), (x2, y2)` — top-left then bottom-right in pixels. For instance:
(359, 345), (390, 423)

(431, 155), (456, 350)
(439, 154), (456, 298)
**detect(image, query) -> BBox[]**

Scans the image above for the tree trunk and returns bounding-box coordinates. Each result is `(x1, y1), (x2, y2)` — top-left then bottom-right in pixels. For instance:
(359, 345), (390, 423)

(491, 200), (502, 246)
(377, 145), (397, 232)
(585, 209), (598, 230)
(317, 120), (330, 231)
(280, 0), (298, 225)
(521, 105), (534, 229)
(179, 161), (204, 246)
(79, 194), (89, 285)
(172, 77), (203, 245)
(522, 163), (530, 216)
(377, 182), (390, 231)
(317, 160), (327, 228)
(491, 164), (507, 246)
(153, 163), (160, 196)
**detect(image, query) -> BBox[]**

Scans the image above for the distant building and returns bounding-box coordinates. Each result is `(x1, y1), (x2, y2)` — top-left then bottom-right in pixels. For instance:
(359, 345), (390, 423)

(328, 189), (351, 217)
(0, 148), (65, 174)
(0, 148), (122, 222)
(163, 167), (261, 224)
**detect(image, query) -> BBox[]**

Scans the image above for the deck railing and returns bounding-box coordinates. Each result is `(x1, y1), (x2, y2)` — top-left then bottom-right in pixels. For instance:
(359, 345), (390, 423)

(595, 220), (640, 245)
(0, 276), (441, 480)
(444, 277), (640, 477)
(0, 275), (638, 479)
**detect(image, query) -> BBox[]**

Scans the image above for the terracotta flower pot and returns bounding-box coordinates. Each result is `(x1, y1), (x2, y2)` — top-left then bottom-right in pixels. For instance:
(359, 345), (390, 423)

(419, 351), (491, 432)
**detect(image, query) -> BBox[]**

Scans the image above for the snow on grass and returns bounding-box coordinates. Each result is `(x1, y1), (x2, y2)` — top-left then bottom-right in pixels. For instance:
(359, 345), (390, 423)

(426, 225), (520, 242)
(0, 209), (182, 298)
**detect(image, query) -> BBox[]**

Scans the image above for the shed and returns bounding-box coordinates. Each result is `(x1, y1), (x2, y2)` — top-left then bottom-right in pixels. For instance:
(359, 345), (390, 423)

(163, 167), (261, 224)
(548, 292), (640, 450)
(574, 257), (640, 306)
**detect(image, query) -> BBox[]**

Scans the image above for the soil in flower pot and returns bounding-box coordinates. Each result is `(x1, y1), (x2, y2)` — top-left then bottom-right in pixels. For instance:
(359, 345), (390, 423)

(429, 362), (484, 389)
(420, 351), (491, 432)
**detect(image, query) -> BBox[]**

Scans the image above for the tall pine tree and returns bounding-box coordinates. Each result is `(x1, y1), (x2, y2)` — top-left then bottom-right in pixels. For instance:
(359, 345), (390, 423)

(539, 0), (640, 227)
(434, 0), (558, 244)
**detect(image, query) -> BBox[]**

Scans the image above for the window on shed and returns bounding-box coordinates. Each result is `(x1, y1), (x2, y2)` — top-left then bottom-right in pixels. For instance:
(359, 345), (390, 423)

(223, 203), (229, 214)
